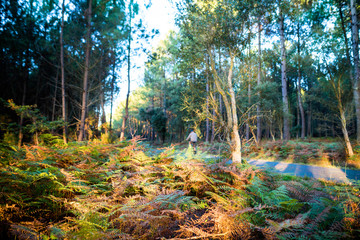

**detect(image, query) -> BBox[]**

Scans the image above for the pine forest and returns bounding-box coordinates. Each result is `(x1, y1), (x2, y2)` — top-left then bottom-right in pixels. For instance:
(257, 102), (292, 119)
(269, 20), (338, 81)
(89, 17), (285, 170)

(1, 0), (360, 239)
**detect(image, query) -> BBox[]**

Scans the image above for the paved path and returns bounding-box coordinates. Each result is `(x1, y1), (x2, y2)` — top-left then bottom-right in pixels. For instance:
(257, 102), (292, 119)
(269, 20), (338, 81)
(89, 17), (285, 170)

(247, 159), (360, 183)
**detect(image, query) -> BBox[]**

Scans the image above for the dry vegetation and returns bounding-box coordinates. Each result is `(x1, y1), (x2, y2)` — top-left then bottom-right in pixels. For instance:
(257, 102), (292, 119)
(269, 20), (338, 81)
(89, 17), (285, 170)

(0, 138), (360, 239)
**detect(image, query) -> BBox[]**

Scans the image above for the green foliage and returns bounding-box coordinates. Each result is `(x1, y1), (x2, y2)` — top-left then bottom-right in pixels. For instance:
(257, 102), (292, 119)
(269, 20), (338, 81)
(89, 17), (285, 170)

(5, 100), (64, 145)
(100, 131), (117, 144)
(0, 141), (21, 165)
(3, 131), (17, 145)
(151, 110), (167, 142)
(1, 140), (359, 239)
(39, 133), (64, 147)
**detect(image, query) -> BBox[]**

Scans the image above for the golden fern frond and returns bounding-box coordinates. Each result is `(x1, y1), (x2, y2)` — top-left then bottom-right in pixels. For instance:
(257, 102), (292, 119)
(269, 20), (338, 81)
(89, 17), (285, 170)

(261, 227), (277, 240)
(266, 213), (306, 233)
(10, 224), (39, 240)
(231, 220), (252, 240)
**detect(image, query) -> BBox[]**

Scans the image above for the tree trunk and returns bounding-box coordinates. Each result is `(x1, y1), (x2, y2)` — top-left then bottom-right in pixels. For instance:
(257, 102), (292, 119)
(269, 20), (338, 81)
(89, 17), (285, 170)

(18, 74), (27, 147)
(340, 108), (354, 156)
(60, 0), (68, 143)
(98, 54), (107, 134)
(209, 48), (241, 163)
(296, 101), (300, 139)
(206, 71), (210, 142)
(350, 0), (360, 143)
(246, 28), (251, 141)
(163, 67), (167, 117)
(227, 53), (241, 163)
(78, 0), (92, 141)
(279, 9), (290, 141)
(257, 19), (262, 142)
(246, 80), (250, 140)
(211, 81), (216, 142)
(110, 52), (115, 131)
(19, 0), (34, 147)
(297, 22), (305, 139)
(100, 88), (106, 133)
(307, 103), (312, 137)
(338, 0), (352, 79)
(120, 0), (132, 141)
(52, 69), (59, 122)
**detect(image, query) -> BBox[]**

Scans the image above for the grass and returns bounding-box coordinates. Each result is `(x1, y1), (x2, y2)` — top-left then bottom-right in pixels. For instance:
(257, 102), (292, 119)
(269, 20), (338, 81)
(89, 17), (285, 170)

(0, 139), (359, 239)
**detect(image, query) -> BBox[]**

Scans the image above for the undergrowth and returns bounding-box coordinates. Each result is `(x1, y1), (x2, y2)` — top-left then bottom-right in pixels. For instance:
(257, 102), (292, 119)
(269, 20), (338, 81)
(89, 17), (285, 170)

(0, 139), (359, 239)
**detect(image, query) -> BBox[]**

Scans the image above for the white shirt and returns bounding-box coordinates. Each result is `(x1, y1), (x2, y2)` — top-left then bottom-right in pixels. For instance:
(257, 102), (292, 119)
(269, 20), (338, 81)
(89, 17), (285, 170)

(186, 132), (197, 142)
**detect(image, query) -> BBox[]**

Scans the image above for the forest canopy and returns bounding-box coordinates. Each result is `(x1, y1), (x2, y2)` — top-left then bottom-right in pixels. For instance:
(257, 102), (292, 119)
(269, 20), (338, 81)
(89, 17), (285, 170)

(1, 0), (360, 158)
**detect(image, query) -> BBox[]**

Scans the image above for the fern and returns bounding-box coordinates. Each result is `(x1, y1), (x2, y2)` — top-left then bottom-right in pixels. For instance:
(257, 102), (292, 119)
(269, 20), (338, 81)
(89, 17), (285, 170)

(264, 185), (291, 206)
(279, 199), (305, 213)
(2, 140), (360, 239)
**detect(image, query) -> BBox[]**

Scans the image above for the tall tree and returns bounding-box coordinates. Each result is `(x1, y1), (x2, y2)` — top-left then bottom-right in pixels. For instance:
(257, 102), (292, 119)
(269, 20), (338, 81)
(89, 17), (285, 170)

(206, 55), (210, 142)
(120, 0), (136, 141)
(350, 0), (360, 142)
(279, 3), (290, 140)
(257, 18), (262, 142)
(179, 0), (252, 163)
(324, 61), (354, 156)
(109, 53), (116, 131)
(78, 0), (92, 141)
(60, 0), (68, 143)
(297, 21), (306, 139)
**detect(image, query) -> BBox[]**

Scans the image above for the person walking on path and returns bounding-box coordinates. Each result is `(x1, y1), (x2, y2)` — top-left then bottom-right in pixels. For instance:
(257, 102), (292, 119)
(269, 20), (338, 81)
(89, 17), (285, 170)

(186, 129), (198, 154)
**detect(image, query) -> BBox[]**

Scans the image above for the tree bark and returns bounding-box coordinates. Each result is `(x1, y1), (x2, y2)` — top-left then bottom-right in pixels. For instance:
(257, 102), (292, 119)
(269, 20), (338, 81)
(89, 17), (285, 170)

(163, 67), (167, 117)
(296, 100), (300, 139)
(78, 0), (92, 141)
(246, 26), (252, 141)
(52, 69), (59, 122)
(211, 81), (216, 142)
(327, 62), (354, 156)
(279, 9), (290, 141)
(60, 0), (67, 143)
(334, 77), (354, 156)
(246, 79), (250, 140)
(206, 69), (210, 142)
(227, 53), (241, 163)
(257, 19), (262, 142)
(209, 48), (241, 163)
(297, 22), (305, 139)
(19, 0), (34, 147)
(120, 0), (132, 141)
(350, 0), (360, 143)
(100, 87), (106, 133)
(338, 0), (352, 77)
(110, 52), (115, 131)
(307, 103), (312, 137)
(18, 73), (27, 147)
(340, 109), (354, 156)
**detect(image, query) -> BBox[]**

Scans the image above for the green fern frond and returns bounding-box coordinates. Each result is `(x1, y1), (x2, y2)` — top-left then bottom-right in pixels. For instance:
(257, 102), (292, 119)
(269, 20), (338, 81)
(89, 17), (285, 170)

(264, 185), (291, 205)
(279, 199), (305, 213)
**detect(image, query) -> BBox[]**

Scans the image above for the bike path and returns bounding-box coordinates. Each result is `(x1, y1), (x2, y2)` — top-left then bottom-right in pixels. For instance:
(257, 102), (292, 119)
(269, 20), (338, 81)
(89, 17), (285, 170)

(247, 159), (360, 183)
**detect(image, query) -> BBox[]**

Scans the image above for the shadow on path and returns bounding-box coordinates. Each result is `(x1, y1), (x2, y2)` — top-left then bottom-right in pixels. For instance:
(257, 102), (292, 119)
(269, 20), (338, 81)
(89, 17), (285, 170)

(247, 159), (360, 184)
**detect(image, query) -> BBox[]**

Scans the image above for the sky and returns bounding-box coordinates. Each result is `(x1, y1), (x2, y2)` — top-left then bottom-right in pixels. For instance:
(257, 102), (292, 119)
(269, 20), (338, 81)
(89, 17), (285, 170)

(113, 0), (178, 108)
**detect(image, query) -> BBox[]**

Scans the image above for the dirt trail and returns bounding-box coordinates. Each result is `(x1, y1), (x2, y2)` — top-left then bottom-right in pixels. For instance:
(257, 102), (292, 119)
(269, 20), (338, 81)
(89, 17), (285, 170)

(247, 159), (360, 183)
(181, 147), (360, 183)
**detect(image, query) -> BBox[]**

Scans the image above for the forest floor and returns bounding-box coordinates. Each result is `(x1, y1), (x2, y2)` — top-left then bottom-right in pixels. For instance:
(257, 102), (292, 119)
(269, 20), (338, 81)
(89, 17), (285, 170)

(1, 139), (360, 239)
